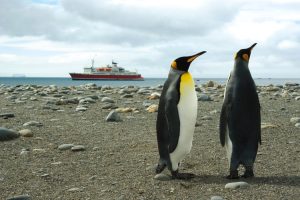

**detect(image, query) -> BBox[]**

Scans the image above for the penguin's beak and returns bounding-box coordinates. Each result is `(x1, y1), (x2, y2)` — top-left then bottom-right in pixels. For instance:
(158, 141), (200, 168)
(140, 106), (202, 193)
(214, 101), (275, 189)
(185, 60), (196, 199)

(248, 43), (257, 51)
(187, 51), (207, 63)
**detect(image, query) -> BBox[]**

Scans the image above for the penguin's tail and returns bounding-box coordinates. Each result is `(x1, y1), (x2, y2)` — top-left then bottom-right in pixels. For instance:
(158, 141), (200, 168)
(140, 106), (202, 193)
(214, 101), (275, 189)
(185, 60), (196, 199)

(219, 105), (227, 147)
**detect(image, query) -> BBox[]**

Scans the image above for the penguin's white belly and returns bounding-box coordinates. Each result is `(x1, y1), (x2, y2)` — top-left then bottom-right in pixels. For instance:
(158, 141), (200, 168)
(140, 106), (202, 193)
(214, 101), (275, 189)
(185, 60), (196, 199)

(224, 73), (233, 165)
(170, 80), (197, 171)
(225, 127), (232, 166)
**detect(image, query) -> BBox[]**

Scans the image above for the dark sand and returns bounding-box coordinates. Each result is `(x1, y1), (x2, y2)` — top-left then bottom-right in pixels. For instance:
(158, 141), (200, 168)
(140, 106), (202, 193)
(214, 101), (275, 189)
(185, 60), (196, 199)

(0, 83), (299, 200)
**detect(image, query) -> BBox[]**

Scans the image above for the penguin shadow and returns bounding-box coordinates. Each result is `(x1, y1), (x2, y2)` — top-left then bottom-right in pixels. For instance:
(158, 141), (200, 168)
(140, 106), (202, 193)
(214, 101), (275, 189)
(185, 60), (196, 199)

(189, 174), (300, 187)
(245, 176), (300, 187)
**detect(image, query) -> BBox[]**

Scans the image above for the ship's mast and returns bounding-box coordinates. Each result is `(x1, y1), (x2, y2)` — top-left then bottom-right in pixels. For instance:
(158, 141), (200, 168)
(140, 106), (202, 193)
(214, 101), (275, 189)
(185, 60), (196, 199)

(91, 58), (95, 68)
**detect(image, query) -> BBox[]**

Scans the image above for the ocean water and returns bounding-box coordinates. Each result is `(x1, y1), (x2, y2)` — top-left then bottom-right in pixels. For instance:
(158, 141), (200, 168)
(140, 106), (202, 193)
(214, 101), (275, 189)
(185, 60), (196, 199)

(0, 77), (299, 87)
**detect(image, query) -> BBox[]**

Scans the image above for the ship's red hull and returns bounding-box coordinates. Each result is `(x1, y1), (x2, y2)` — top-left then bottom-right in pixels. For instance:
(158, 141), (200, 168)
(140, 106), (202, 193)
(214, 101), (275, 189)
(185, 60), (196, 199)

(69, 73), (144, 81)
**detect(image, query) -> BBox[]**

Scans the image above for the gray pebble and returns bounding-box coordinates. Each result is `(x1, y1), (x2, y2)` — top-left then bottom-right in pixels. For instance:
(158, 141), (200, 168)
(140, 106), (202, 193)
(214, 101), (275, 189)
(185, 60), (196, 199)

(121, 94), (133, 98)
(102, 103), (115, 109)
(201, 116), (213, 120)
(117, 195), (126, 200)
(0, 113), (15, 118)
(143, 101), (152, 108)
(6, 194), (31, 200)
(295, 123), (300, 128)
(211, 196), (224, 200)
(290, 117), (300, 123)
(23, 121), (43, 127)
(71, 145), (86, 151)
(101, 97), (115, 103)
(79, 98), (95, 104)
(198, 94), (212, 101)
(19, 129), (33, 137)
(0, 127), (19, 141)
(58, 144), (74, 150)
(154, 173), (172, 181)
(67, 187), (83, 192)
(225, 181), (249, 189)
(20, 148), (30, 156)
(76, 107), (87, 112)
(106, 110), (122, 122)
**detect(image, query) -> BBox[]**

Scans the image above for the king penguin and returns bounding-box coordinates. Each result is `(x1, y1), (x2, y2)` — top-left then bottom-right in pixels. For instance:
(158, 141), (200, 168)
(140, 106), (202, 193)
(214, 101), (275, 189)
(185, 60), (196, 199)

(156, 51), (206, 179)
(219, 43), (261, 179)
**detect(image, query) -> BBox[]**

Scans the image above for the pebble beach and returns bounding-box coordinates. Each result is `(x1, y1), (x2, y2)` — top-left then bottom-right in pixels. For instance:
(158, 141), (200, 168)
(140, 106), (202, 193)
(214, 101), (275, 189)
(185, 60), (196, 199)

(0, 81), (299, 200)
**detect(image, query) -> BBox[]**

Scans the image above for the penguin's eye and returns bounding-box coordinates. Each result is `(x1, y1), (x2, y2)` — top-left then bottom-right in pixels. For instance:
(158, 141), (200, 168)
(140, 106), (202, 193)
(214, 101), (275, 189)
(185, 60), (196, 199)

(242, 54), (249, 61)
(171, 61), (177, 69)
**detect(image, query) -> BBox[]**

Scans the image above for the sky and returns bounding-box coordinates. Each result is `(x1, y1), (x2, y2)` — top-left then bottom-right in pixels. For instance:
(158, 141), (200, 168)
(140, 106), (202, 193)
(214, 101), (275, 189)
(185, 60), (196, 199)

(0, 0), (300, 78)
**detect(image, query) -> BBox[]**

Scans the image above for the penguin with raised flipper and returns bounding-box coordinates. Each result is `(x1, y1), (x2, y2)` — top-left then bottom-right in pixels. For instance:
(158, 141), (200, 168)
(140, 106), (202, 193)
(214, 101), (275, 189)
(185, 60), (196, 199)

(156, 51), (206, 179)
(220, 43), (261, 179)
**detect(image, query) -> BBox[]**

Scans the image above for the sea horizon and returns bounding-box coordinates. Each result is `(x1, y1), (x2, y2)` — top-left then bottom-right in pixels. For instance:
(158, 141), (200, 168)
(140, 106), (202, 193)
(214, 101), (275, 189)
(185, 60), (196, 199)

(0, 76), (299, 87)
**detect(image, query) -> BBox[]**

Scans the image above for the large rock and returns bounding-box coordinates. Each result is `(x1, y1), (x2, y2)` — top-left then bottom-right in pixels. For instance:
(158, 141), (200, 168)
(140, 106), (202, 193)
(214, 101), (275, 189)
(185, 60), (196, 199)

(206, 80), (215, 87)
(0, 127), (20, 141)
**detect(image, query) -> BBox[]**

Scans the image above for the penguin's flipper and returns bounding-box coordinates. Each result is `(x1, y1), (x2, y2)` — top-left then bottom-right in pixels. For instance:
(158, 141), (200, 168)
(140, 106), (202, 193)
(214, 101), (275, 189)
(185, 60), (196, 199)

(258, 103), (262, 145)
(165, 94), (180, 153)
(219, 104), (228, 146)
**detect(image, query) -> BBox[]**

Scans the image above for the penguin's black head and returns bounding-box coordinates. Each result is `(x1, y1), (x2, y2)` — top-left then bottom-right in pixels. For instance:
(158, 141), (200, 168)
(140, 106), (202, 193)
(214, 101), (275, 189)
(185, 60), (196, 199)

(171, 51), (206, 72)
(235, 43), (257, 62)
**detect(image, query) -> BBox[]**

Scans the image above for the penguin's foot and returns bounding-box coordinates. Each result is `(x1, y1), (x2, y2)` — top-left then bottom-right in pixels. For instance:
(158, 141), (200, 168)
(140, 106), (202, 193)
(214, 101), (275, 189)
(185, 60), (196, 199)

(226, 170), (239, 179)
(155, 163), (166, 174)
(242, 169), (254, 178)
(171, 170), (195, 180)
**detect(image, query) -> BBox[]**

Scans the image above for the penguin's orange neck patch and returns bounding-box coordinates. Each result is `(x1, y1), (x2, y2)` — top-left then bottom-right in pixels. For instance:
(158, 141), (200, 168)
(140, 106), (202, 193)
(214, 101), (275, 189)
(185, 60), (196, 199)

(242, 54), (249, 61)
(171, 61), (177, 69)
